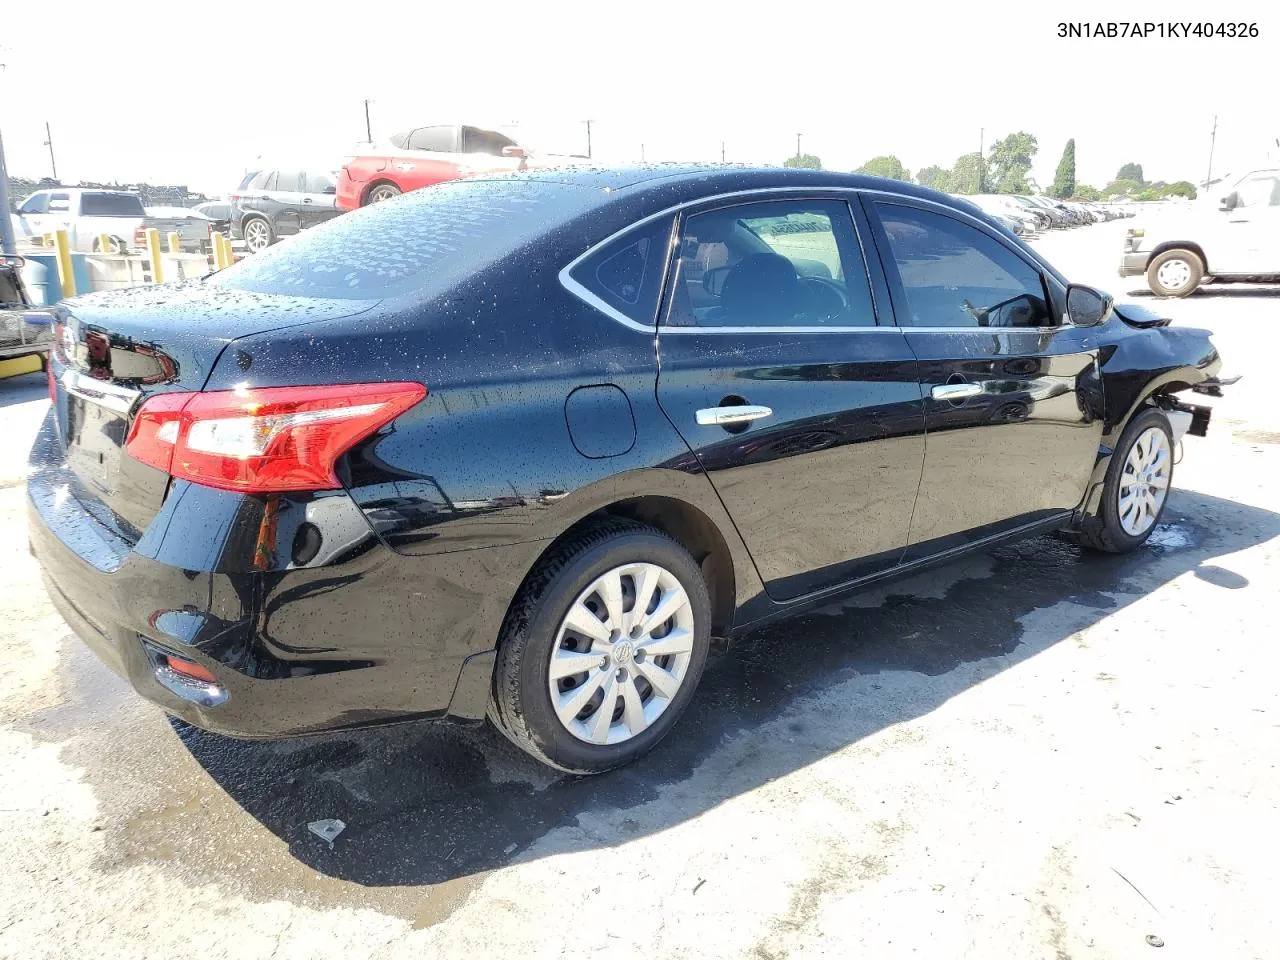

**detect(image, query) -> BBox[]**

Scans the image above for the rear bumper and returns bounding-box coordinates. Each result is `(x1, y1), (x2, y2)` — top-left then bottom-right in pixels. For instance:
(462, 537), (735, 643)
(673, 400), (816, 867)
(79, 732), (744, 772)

(26, 413), (527, 737)
(1119, 251), (1149, 277)
(335, 169), (364, 211)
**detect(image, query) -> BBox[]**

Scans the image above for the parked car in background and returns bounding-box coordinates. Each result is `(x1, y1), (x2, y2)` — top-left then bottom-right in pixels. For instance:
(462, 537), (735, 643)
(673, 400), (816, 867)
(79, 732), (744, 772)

(1120, 167), (1280, 296)
(193, 201), (231, 236)
(28, 166), (1232, 774)
(229, 168), (342, 253)
(964, 194), (1041, 236)
(1, 254), (50, 366)
(337, 123), (585, 209)
(10, 189), (211, 253)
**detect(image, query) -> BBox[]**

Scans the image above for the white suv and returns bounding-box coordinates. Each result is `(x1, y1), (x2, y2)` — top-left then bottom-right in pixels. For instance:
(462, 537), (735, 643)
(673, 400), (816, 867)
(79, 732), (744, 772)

(1120, 169), (1280, 296)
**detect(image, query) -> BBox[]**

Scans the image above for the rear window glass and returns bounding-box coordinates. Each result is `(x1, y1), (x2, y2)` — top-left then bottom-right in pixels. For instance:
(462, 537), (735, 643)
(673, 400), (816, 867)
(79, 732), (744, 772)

(80, 193), (145, 217)
(209, 178), (606, 301)
(566, 217), (672, 325)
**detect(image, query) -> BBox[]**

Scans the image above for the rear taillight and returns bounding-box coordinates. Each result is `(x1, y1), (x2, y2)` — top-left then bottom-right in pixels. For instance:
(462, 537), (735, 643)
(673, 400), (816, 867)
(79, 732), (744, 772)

(125, 382), (426, 493)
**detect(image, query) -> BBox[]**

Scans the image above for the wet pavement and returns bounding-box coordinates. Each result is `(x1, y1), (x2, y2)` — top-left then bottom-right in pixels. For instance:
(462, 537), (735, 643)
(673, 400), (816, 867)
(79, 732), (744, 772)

(3, 221), (1279, 958)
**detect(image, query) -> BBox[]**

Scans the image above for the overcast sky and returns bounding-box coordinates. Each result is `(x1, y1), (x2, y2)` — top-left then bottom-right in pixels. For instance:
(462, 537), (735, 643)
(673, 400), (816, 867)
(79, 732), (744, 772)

(2, 1), (1276, 197)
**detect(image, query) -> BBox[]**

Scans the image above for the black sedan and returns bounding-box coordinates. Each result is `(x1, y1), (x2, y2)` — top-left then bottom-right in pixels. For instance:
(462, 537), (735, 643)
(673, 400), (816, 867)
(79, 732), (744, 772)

(27, 166), (1232, 774)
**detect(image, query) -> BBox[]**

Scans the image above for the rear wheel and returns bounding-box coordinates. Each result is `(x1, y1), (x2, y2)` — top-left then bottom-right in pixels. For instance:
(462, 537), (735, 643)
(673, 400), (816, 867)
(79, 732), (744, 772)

(488, 523), (711, 774)
(1146, 249), (1203, 298)
(1071, 407), (1174, 553)
(365, 183), (401, 205)
(242, 217), (274, 253)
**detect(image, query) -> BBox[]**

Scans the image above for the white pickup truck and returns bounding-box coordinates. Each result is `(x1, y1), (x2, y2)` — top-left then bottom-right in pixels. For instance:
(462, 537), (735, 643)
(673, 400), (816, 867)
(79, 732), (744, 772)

(9, 188), (212, 254)
(1119, 168), (1280, 296)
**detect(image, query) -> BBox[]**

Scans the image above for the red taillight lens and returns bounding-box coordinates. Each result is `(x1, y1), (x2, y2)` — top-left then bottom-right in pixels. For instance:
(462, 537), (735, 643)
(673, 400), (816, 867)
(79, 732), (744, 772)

(125, 382), (426, 493)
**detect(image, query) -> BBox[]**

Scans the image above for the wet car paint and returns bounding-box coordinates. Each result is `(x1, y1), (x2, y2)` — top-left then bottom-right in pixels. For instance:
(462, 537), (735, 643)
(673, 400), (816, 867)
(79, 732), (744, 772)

(26, 165), (1224, 743)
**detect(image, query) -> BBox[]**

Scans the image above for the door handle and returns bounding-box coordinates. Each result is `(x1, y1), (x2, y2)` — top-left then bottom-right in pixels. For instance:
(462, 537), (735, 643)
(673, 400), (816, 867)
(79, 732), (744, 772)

(302, 198), (313, 204)
(931, 383), (983, 401)
(696, 404), (773, 426)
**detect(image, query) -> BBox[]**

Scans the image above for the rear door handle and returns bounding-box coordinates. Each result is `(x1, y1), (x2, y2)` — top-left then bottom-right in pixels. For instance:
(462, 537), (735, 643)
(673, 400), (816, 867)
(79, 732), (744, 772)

(696, 404), (773, 426)
(931, 383), (983, 401)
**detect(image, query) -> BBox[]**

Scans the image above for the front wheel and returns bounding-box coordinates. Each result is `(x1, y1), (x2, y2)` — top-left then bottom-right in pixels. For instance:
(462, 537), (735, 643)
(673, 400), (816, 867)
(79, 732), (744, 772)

(1146, 249), (1204, 298)
(1071, 408), (1174, 553)
(488, 524), (711, 774)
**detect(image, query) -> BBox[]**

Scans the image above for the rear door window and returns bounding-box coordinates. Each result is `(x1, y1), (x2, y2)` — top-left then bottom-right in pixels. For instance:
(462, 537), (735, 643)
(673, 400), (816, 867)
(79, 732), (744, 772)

(664, 199), (876, 327)
(273, 172), (303, 193)
(407, 126), (457, 152)
(566, 217), (674, 326)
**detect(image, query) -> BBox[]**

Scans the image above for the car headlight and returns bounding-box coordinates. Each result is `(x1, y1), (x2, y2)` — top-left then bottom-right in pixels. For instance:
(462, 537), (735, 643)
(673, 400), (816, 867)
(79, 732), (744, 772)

(1127, 227), (1144, 237)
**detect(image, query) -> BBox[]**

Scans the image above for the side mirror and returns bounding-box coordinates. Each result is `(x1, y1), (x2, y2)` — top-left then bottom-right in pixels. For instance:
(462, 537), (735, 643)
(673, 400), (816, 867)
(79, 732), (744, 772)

(1066, 284), (1114, 327)
(501, 146), (528, 159)
(1220, 191), (1240, 211)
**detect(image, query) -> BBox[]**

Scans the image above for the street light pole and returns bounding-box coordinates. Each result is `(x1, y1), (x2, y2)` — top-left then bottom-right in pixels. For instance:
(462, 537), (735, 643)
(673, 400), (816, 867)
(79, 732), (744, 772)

(583, 119), (593, 159)
(1205, 115), (1218, 189)
(795, 132), (801, 158)
(363, 100), (373, 143)
(43, 122), (57, 182)
(721, 140), (725, 163)
(0, 127), (17, 256)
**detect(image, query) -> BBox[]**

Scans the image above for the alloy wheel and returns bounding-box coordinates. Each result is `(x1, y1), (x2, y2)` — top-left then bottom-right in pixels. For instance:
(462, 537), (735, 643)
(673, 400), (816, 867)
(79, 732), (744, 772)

(368, 185), (400, 203)
(243, 219), (270, 252)
(547, 562), (695, 745)
(1118, 426), (1170, 536)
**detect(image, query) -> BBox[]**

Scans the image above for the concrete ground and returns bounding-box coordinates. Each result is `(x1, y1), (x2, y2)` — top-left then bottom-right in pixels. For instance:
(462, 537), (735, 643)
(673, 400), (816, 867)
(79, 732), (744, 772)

(1, 221), (1277, 959)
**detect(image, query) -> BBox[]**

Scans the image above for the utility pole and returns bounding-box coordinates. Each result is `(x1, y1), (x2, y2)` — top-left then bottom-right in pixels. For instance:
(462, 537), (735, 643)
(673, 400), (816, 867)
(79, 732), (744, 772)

(0, 127), (17, 255)
(640, 143), (645, 162)
(44, 122), (57, 182)
(363, 100), (373, 143)
(795, 132), (802, 158)
(583, 119), (593, 159)
(721, 140), (725, 163)
(978, 126), (985, 192)
(1205, 114), (1218, 188)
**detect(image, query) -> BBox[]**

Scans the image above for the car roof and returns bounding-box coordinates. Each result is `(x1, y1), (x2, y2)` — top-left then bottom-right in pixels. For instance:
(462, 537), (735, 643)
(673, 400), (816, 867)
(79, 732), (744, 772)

(468, 163), (980, 213)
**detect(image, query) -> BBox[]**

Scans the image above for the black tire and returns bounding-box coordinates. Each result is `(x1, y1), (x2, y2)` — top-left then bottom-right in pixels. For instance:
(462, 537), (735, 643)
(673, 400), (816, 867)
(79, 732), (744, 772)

(1071, 407), (1174, 553)
(488, 522), (712, 774)
(364, 182), (402, 205)
(241, 216), (274, 253)
(1146, 248), (1204, 298)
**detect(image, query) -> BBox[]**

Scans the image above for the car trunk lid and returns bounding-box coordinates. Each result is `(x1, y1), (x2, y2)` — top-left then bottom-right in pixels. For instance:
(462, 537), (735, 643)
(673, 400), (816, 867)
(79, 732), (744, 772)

(47, 281), (380, 541)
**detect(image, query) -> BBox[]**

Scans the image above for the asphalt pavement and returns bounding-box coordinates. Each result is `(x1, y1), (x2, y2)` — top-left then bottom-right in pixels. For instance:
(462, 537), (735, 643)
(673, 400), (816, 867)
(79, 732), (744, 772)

(1, 220), (1276, 959)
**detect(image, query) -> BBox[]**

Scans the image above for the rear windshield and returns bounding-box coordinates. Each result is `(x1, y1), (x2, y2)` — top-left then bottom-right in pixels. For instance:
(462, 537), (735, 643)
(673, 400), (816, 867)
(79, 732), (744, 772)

(209, 178), (606, 300)
(80, 192), (145, 217)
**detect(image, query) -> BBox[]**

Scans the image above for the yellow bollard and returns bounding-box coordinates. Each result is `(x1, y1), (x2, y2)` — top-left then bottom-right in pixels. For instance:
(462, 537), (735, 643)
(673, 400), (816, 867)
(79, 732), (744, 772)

(53, 229), (77, 298)
(145, 228), (164, 284)
(98, 233), (113, 254)
(167, 232), (181, 254)
(220, 233), (235, 269)
(210, 232), (225, 270)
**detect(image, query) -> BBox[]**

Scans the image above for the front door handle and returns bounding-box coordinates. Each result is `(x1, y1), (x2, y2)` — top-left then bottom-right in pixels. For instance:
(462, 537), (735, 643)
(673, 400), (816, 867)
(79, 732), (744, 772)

(931, 383), (983, 401)
(696, 404), (773, 426)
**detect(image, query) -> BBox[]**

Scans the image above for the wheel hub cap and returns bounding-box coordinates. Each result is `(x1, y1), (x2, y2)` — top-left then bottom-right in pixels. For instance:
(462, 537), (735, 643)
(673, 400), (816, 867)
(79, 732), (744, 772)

(548, 562), (695, 746)
(1157, 259), (1191, 290)
(1117, 426), (1171, 536)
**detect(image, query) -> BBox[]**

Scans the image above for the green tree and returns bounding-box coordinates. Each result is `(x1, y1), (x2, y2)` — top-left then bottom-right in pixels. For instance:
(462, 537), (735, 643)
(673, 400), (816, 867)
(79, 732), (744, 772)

(1116, 162), (1145, 184)
(987, 131), (1038, 194)
(855, 155), (911, 181)
(950, 153), (986, 194)
(1050, 139), (1076, 199)
(915, 165), (950, 191)
(1072, 184), (1103, 201)
(1105, 178), (1143, 196)
(784, 154), (823, 170)
(1163, 180), (1197, 199)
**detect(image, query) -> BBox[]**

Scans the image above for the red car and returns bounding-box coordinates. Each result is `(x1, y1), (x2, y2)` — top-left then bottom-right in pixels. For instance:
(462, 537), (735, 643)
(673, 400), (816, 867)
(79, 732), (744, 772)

(337, 124), (577, 210)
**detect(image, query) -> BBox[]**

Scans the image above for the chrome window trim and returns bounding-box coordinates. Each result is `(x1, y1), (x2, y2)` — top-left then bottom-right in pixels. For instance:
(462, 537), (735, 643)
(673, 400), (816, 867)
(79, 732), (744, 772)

(558, 185), (1074, 336)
